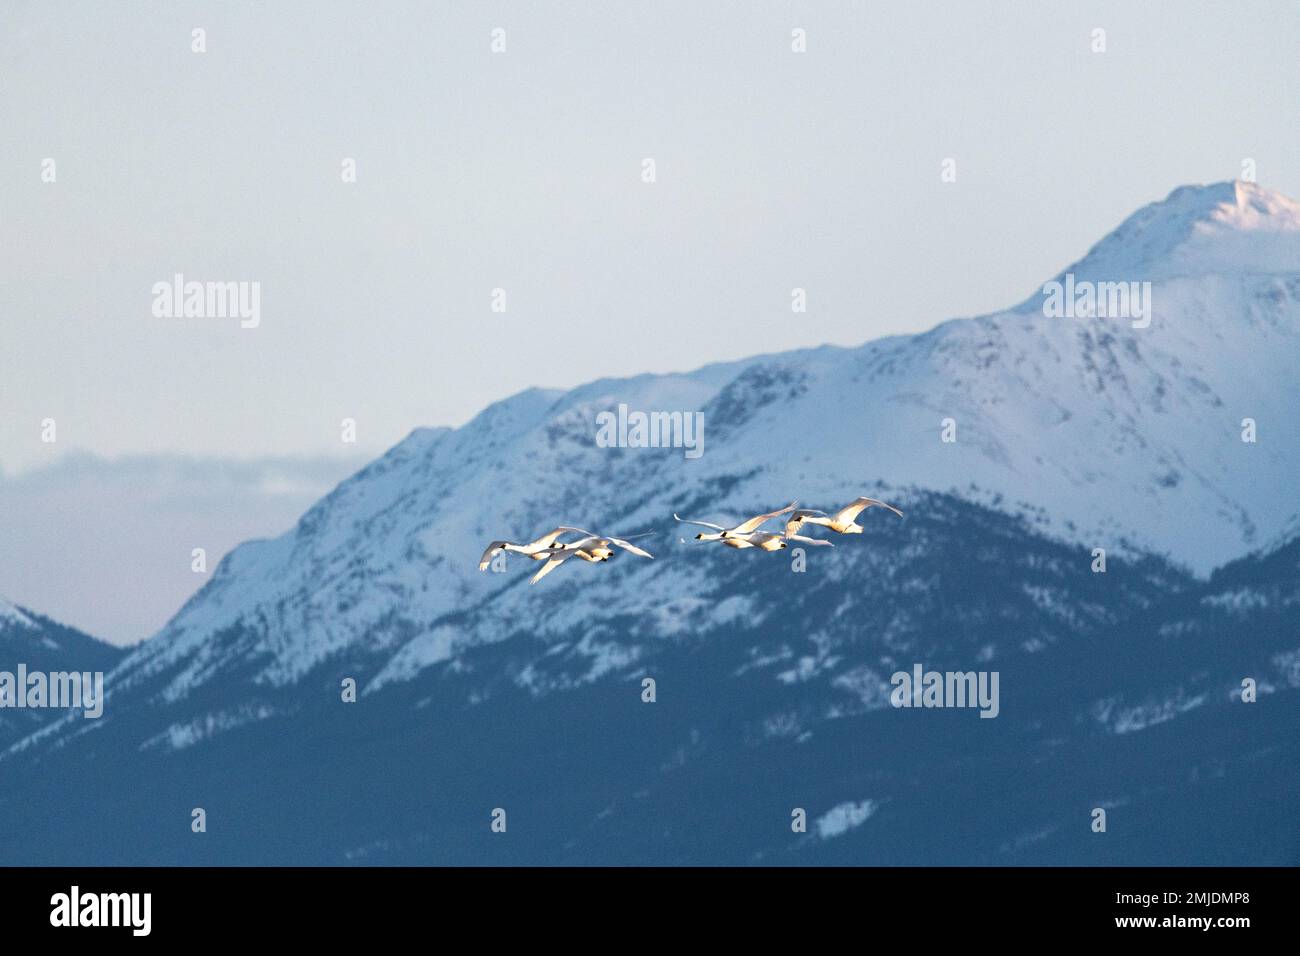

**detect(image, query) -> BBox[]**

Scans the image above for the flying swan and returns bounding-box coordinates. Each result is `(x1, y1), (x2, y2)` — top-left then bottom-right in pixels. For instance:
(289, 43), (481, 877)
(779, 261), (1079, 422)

(784, 497), (903, 537)
(529, 533), (655, 584)
(478, 526), (593, 571)
(673, 502), (800, 548)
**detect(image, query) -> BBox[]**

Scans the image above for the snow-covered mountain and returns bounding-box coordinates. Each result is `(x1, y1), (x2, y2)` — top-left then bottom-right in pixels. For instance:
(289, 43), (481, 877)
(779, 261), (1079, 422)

(2, 182), (1297, 865)
(104, 180), (1300, 704)
(0, 595), (123, 671)
(0, 595), (34, 630)
(0, 596), (124, 747)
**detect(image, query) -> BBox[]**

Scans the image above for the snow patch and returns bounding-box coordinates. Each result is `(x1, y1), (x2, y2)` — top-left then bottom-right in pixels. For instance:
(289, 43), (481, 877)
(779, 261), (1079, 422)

(815, 799), (878, 839)
(140, 704), (274, 752)
(1092, 692), (1206, 735)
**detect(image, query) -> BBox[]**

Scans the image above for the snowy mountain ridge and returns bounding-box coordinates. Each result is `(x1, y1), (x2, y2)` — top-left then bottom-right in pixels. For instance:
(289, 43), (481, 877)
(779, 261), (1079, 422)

(67, 181), (1300, 713)
(0, 595), (37, 629)
(1040, 180), (1300, 285)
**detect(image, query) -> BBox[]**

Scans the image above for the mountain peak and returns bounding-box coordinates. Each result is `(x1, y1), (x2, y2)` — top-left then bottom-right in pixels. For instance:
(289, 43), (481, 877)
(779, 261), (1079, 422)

(1163, 180), (1300, 227)
(1059, 180), (1300, 283)
(0, 595), (36, 629)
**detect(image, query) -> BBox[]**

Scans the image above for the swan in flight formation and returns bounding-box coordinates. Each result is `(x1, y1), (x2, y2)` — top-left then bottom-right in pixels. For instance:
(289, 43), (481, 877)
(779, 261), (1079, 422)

(784, 497), (904, 537)
(478, 527), (591, 570)
(528, 533), (655, 584)
(673, 503), (835, 550)
(480, 494), (901, 582)
(672, 502), (800, 546)
(676, 495), (901, 549)
(742, 530), (835, 551)
(477, 525), (653, 583)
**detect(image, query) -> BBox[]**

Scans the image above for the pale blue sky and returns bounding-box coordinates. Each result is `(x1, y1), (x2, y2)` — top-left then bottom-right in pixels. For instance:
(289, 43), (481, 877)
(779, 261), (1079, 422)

(1, 0), (1298, 641)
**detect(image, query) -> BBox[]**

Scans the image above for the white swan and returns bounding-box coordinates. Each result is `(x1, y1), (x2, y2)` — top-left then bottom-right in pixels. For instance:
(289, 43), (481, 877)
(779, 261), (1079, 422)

(739, 531), (836, 551)
(738, 531), (786, 551)
(529, 533), (655, 584)
(478, 526), (592, 571)
(673, 502), (799, 546)
(784, 497), (903, 536)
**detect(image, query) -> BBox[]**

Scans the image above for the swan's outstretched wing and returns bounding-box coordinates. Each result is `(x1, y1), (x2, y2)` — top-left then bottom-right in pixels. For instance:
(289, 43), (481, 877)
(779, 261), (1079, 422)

(526, 526), (593, 551)
(529, 550), (576, 584)
(607, 536), (654, 559)
(834, 497), (904, 523)
(733, 501), (799, 534)
(787, 533), (834, 547)
(673, 513), (726, 532)
(784, 509), (829, 537)
(478, 541), (513, 571)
